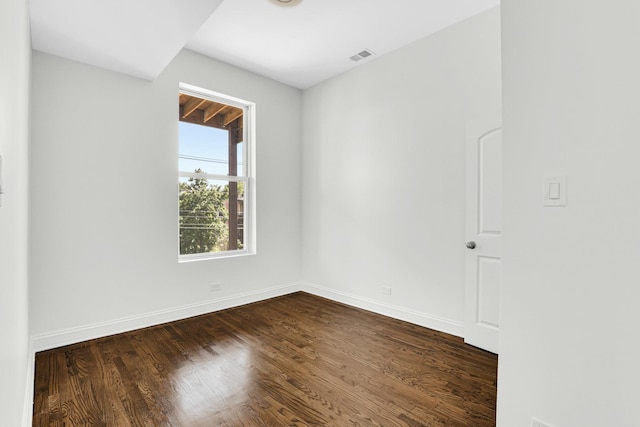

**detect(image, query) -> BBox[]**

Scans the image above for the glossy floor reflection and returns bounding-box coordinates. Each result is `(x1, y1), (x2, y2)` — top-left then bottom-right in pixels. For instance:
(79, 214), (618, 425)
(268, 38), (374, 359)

(33, 292), (498, 426)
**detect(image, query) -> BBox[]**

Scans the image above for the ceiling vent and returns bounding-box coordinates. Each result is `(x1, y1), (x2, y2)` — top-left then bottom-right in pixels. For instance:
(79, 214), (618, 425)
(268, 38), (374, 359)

(350, 49), (375, 62)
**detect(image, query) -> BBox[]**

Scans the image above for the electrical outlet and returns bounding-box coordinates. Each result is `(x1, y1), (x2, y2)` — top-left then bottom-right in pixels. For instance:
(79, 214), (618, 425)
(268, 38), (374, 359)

(381, 286), (392, 295)
(532, 417), (553, 427)
(209, 283), (221, 292)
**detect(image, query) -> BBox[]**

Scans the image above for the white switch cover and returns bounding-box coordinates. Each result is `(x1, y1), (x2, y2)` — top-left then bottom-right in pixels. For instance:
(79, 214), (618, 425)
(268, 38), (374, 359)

(544, 176), (567, 206)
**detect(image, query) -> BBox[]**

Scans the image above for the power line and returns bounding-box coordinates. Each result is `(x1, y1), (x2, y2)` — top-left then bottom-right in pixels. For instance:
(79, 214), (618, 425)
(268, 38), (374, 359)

(179, 154), (243, 165)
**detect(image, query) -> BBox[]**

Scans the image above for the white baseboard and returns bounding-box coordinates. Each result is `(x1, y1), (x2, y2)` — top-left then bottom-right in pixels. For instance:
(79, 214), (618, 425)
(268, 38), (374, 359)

(22, 338), (35, 427)
(32, 283), (300, 352)
(31, 281), (464, 353)
(27, 281), (464, 425)
(300, 282), (464, 338)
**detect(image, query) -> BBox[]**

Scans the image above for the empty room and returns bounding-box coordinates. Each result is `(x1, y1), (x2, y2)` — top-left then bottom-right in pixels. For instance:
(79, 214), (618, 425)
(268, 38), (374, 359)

(2, 0), (639, 426)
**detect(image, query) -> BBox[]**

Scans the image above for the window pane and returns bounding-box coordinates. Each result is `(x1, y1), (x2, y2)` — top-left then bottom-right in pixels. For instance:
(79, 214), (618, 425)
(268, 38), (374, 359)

(178, 87), (251, 258)
(179, 122), (233, 176)
(179, 177), (245, 254)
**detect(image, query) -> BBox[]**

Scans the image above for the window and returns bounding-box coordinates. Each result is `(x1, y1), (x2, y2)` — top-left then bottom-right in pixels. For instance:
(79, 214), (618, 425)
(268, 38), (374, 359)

(178, 83), (255, 260)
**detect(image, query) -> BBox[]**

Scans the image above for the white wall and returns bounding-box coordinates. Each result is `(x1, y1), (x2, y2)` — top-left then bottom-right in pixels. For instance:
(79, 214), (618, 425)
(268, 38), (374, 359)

(499, 1), (640, 426)
(30, 50), (302, 342)
(0, 0), (31, 424)
(301, 8), (501, 333)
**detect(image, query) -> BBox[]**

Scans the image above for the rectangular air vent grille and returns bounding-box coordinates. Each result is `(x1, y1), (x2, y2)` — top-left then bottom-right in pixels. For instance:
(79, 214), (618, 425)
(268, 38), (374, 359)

(350, 49), (375, 62)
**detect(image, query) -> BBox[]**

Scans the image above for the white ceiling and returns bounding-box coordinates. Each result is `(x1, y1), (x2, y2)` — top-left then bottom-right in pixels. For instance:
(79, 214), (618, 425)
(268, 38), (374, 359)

(30, 0), (225, 80)
(29, 0), (499, 89)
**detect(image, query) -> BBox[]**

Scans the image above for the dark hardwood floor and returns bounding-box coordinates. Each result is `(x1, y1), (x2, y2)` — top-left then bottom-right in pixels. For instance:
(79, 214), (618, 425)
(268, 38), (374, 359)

(33, 292), (497, 426)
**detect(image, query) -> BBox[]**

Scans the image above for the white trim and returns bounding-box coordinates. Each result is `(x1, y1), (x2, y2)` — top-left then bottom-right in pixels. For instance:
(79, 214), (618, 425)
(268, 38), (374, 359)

(177, 82), (257, 259)
(26, 283), (465, 422)
(31, 282), (465, 352)
(178, 248), (255, 263)
(178, 171), (248, 182)
(32, 283), (299, 352)
(245, 102), (257, 254)
(179, 83), (252, 110)
(22, 338), (35, 427)
(300, 282), (465, 338)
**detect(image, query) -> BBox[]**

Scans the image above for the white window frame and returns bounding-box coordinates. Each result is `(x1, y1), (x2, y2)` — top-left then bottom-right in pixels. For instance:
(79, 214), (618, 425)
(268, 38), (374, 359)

(178, 83), (256, 262)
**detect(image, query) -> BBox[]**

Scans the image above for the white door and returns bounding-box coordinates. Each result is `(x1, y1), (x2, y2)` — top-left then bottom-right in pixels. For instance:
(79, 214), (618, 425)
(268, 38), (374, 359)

(465, 117), (502, 354)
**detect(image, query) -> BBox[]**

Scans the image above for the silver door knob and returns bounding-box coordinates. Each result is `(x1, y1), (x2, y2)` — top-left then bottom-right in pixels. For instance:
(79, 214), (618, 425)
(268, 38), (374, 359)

(466, 241), (476, 249)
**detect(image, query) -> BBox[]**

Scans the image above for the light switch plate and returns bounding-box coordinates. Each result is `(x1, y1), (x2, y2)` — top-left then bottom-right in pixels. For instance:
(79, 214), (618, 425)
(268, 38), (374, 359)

(544, 176), (567, 206)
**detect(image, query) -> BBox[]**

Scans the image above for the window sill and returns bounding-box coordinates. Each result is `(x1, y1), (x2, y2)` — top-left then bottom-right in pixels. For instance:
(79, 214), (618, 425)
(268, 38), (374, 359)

(178, 249), (255, 263)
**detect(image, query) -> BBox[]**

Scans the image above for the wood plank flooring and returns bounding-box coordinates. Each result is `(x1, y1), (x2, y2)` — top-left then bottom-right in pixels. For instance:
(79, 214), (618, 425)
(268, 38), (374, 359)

(33, 292), (497, 426)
